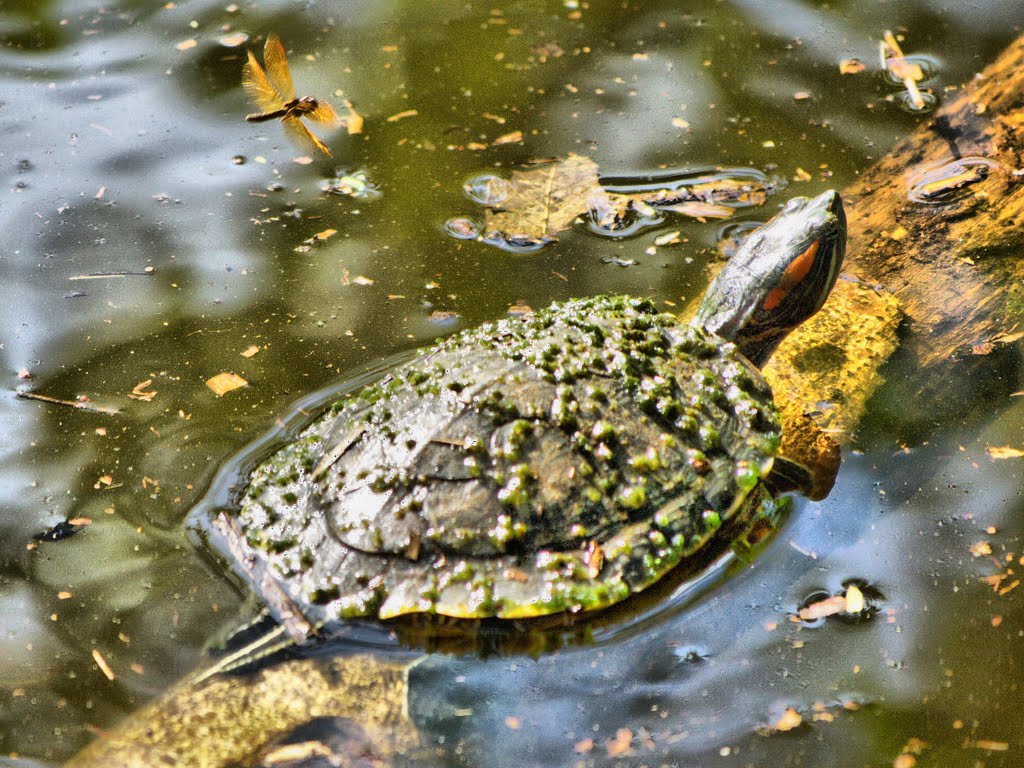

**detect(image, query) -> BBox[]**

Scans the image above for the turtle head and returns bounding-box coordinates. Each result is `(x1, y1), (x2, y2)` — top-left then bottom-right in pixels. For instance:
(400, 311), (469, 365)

(693, 190), (846, 367)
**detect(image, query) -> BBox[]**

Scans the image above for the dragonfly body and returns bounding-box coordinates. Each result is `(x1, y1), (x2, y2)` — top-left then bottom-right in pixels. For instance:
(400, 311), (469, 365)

(246, 97), (324, 124)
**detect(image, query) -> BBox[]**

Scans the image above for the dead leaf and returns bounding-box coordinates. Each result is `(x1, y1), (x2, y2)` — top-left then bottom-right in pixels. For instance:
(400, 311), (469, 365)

(771, 708), (803, 732)
(574, 738), (594, 754)
(92, 649), (116, 681)
(342, 100), (363, 134)
(661, 201), (734, 219)
(606, 729), (633, 758)
(844, 583), (865, 613)
(987, 446), (1024, 460)
(971, 740), (1009, 751)
(970, 541), (993, 557)
(386, 109), (418, 122)
(241, 345), (260, 358)
(798, 595), (847, 620)
(484, 154), (605, 242)
(492, 130), (524, 146)
(175, 38), (197, 51)
(839, 58), (866, 74)
(128, 379), (157, 402)
(474, 154), (769, 247)
(206, 372), (248, 396)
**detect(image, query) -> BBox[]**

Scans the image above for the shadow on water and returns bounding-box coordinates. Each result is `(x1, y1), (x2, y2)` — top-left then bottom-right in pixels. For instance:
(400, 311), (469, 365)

(3, 0), (1024, 765)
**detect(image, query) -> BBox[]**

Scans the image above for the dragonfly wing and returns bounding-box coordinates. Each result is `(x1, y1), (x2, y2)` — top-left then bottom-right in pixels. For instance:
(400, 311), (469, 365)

(242, 51), (286, 112)
(282, 116), (332, 157)
(306, 100), (342, 128)
(263, 33), (297, 102)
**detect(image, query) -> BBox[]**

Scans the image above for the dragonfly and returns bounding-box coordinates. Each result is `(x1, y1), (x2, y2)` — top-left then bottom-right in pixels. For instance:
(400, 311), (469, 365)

(242, 33), (341, 157)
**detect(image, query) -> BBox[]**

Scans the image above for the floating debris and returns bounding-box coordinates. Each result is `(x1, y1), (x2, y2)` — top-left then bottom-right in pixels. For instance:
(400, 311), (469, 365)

(880, 31), (934, 112)
(206, 372), (249, 396)
(17, 390), (119, 414)
(907, 157), (1000, 204)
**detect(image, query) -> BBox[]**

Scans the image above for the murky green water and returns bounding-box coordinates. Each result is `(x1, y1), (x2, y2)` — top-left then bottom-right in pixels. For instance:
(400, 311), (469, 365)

(3, 1), (1024, 765)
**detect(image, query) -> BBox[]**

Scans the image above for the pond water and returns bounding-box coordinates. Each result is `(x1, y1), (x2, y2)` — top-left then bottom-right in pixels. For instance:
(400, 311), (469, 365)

(2, 0), (1024, 765)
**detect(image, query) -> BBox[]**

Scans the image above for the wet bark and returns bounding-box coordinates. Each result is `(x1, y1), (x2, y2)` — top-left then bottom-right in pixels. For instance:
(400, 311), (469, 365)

(842, 34), (1024, 365)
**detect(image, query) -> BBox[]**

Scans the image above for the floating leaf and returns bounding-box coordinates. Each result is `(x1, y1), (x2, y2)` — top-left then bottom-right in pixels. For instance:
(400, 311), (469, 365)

(128, 379), (157, 402)
(484, 153), (606, 242)
(206, 372), (248, 396)
(844, 583), (865, 613)
(987, 445), (1024, 460)
(386, 109), (418, 122)
(839, 58), (866, 74)
(241, 345), (260, 358)
(798, 595), (847, 621)
(492, 130), (524, 146)
(471, 154), (769, 249)
(771, 708), (803, 732)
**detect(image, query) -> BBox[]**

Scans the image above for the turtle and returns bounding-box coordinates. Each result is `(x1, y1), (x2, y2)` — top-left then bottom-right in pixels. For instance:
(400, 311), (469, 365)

(208, 190), (846, 628)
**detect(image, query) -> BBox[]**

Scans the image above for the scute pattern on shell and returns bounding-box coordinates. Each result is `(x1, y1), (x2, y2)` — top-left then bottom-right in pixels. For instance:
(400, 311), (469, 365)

(230, 296), (781, 622)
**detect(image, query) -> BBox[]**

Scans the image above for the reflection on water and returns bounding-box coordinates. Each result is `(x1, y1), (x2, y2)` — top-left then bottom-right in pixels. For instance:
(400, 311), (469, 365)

(2, 0), (1024, 765)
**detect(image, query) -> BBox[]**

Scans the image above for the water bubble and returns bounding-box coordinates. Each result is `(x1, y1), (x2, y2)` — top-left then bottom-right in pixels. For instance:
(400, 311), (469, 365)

(428, 310), (461, 328)
(894, 88), (938, 113)
(321, 171), (379, 199)
(881, 55), (938, 86)
(479, 230), (552, 253)
(464, 173), (511, 206)
(444, 217), (482, 240)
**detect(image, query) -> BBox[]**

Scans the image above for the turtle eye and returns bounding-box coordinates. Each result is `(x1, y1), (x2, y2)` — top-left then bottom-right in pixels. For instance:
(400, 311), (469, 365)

(760, 238), (820, 312)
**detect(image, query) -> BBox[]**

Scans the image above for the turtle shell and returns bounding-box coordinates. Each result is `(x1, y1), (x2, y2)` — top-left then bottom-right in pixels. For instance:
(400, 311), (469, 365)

(227, 296), (781, 623)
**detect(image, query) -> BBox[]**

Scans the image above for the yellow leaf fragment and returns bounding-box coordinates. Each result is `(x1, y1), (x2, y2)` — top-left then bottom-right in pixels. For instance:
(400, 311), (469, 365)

(92, 649), (116, 681)
(970, 541), (993, 557)
(312, 228), (337, 242)
(844, 583), (865, 613)
(206, 372), (248, 396)
(839, 58), (866, 75)
(606, 728), (633, 758)
(492, 130), (524, 146)
(772, 708), (803, 732)
(175, 38), (197, 51)
(663, 201), (734, 219)
(263, 742), (332, 763)
(218, 33), (249, 47)
(671, 117), (691, 129)
(971, 740), (1009, 751)
(798, 595), (847, 621)
(386, 109), (418, 122)
(241, 345), (260, 358)
(574, 738), (594, 754)
(987, 446), (1024, 460)
(128, 379), (158, 402)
